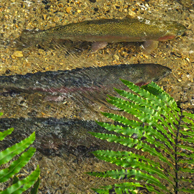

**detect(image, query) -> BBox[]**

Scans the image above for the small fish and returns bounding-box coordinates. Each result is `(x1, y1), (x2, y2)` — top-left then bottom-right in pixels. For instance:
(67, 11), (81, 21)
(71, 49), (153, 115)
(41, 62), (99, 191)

(0, 64), (171, 101)
(15, 18), (186, 53)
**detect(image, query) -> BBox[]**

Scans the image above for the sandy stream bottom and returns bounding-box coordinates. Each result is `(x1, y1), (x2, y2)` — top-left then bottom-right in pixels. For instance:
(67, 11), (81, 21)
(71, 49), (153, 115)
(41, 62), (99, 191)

(0, 0), (194, 193)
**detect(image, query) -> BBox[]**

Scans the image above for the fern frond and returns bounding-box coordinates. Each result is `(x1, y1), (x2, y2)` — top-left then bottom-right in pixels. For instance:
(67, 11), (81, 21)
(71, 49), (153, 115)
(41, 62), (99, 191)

(1, 166), (40, 194)
(178, 168), (194, 173)
(92, 182), (145, 194)
(92, 182), (144, 194)
(92, 150), (174, 184)
(0, 128), (14, 141)
(0, 112), (40, 193)
(97, 121), (175, 160)
(88, 168), (168, 192)
(177, 145), (194, 152)
(179, 130), (194, 136)
(179, 177), (192, 183)
(182, 117), (194, 125)
(0, 132), (35, 166)
(96, 122), (143, 137)
(179, 188), (194, 193)
(0, 147), (36, 183)
(90, 131), (174, 168)
(110, 88), (177, 136)
(101, 112), (142, 127)
(179, 137), (194, 143)
(30, 178), (40, 194)
(178, 159), (194, 164)
(88, 80), (194, 193)
(121, 80), (179, 115)
(177, 152), (194, 159)
(93, 150), (162, 169)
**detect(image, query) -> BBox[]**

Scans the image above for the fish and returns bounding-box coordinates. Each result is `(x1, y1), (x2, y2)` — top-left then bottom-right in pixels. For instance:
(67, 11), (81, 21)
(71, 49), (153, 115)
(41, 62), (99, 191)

(0, 117), (135, 158)
(0, 63), (171, 101)
(14, 18), (186, 53)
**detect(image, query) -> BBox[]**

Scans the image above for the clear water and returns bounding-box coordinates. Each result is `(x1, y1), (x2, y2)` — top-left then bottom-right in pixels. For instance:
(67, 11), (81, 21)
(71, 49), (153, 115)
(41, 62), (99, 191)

(0, 0), (193, 193)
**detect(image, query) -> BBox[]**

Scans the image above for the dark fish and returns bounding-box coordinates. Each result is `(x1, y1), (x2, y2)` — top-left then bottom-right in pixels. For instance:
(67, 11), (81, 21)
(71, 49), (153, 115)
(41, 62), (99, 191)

(0, 117), (126, 158)
(0, 64), (171, 101)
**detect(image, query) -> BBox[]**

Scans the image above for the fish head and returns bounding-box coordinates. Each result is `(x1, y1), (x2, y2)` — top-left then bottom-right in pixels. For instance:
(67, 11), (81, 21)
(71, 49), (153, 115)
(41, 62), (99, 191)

(158, 21), (186, 41)
(168, 22), (186, 36)
(174, 23), (187, 36)
(143, 63), (172, 83)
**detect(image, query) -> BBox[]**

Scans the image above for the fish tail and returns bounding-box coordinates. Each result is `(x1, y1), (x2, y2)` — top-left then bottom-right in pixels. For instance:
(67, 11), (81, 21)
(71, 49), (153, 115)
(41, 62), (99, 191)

(14, 29), (53, 49)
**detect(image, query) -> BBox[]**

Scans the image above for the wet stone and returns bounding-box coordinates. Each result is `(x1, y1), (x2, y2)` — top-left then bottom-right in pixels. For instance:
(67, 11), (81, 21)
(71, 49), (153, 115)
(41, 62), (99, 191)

(11, 51), (23, 58)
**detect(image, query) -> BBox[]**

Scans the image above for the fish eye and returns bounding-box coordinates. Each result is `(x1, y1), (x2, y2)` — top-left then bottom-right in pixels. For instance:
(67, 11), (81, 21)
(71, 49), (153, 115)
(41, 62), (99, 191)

(177, 31), (184, 36)
(178, 30), (186, 36)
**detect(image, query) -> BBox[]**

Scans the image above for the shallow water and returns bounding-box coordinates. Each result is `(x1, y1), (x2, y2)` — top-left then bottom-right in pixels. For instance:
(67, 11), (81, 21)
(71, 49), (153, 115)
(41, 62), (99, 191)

(0, 0), (194, 193)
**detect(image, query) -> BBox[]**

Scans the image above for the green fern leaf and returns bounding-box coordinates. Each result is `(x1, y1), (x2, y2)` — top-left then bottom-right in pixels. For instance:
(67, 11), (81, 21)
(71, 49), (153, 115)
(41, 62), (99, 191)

(101, 112), (142, 127)
(0, 128), (14, 141)
(179, 137), (194, 143)
(0, 165), (40, 194)
(182, 112), (194, 120)
(178, 159), (194, 164)
(0, 147), (36, 183)
(96, 121), (175, 160)
(93, 150), (162, 169)
(92, 150), (173, 183)
(179, 130), (194, 136)
(178, 168), (194, 173)
(88, 80), (194, 193)
(89, 131), (174, 169)
(0, 132), (35, 166)
(179, 188), (194, 193)
(177, 144), (194, 152)
(92, 182), (144, 194)
(0, 113), (40, 193)
(96, 122), (143, 137)
(30, 177), (40, 194)
(88, 169), (168, 192)
(182, 117), (194, 125)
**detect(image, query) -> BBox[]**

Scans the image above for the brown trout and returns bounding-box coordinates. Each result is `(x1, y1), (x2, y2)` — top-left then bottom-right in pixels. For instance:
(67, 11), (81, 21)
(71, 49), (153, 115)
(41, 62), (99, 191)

(15, 18), (186, 53)
(0, 64), (171, 101)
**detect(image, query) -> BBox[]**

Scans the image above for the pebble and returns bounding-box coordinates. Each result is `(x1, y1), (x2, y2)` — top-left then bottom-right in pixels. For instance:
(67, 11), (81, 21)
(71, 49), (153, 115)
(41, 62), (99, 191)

(113, 54), (119, 60)
(66, 7), (72, 14)
(11, 51), (23, 58)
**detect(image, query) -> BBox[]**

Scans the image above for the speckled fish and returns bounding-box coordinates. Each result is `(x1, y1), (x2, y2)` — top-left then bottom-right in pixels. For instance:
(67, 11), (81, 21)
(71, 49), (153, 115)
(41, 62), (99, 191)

(0, 117), (130, 158)
(15, 17), (186, 53)
(0, 64), (171, 101)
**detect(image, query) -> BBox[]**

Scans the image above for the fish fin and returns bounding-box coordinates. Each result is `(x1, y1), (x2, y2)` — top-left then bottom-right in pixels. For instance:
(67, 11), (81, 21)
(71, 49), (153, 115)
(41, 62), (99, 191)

(91, 42), (108, 52)
(141, 40), (158, 54)
(48, 39), (100, 68)
(158, 35), (176, 41)
(70, 88), (125, 110)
